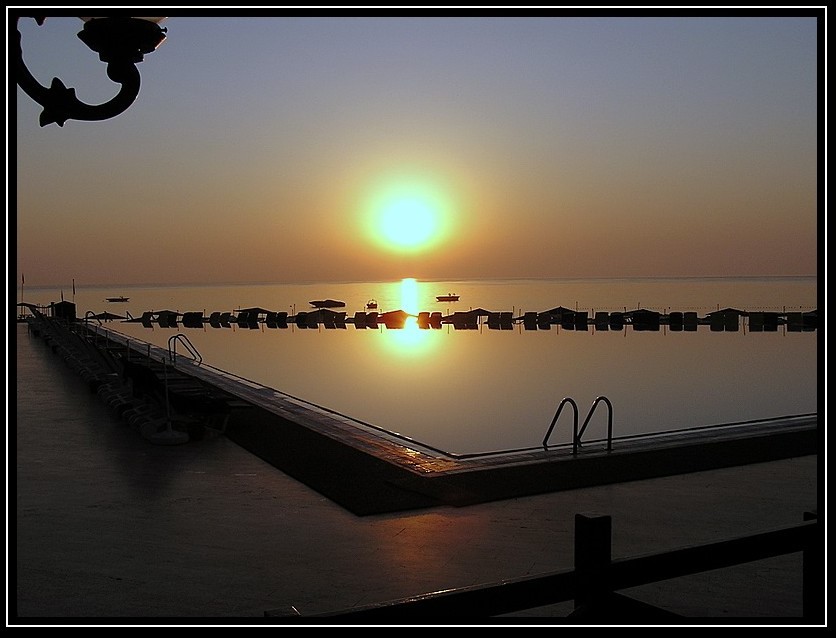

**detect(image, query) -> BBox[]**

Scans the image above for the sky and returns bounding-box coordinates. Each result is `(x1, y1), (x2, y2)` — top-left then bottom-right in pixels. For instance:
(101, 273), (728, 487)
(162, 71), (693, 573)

(11, 10), (822, 288)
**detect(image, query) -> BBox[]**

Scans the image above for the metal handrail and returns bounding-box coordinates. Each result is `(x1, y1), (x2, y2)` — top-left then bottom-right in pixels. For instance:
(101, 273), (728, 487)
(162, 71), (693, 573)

(167, 333), (202, 365)
(542, 397), (579, 454)
(577, 396), (614, 451)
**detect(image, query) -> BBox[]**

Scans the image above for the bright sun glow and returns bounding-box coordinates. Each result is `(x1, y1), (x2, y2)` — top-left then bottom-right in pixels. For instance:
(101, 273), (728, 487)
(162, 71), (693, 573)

(363, 177), (453, 253)
(381, 198), (436, 248)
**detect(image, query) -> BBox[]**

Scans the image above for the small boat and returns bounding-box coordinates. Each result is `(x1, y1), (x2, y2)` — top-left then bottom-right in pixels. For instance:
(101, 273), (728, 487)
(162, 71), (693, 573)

(309, 299), (346, 309)
(106, 296), (130, 303)
(436, 293), (460, 302)
(366, 299), (378, 310)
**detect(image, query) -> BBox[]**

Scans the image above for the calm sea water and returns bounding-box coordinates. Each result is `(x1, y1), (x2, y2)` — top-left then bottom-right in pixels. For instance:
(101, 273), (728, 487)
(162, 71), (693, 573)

(19, 277), (818, 455)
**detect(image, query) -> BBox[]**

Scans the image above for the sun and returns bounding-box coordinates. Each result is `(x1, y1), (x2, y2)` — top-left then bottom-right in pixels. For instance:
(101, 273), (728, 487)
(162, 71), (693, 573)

(380, 197), (437, 248)
(363, 177), (453, 253)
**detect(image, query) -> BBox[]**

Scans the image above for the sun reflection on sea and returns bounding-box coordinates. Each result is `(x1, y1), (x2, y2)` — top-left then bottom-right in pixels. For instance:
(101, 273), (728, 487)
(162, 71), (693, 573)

(376, 278), (440, 356)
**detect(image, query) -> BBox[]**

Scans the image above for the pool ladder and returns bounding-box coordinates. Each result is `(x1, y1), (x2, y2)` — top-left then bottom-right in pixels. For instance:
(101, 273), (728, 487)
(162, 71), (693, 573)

(542, 396), (613, 455)
(167, 334), (202, 365)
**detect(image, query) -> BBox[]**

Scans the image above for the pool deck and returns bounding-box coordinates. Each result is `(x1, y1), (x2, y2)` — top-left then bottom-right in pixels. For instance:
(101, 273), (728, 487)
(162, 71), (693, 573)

(13, 320), (823, 622)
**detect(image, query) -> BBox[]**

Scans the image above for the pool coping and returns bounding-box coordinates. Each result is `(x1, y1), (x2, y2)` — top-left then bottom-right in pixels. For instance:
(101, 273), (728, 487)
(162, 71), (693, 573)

(169, 353), (817, 516)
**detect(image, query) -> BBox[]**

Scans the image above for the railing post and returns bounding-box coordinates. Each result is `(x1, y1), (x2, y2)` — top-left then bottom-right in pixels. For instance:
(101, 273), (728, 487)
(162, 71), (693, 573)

(573, 513), (612, 614)
(802, 510), (822, 622)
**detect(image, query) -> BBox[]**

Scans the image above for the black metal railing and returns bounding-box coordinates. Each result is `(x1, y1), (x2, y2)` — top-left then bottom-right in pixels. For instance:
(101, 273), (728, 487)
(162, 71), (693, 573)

(266, 511), (822, 622)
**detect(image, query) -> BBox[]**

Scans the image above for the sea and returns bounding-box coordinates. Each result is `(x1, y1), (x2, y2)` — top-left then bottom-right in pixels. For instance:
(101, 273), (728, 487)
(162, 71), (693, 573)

(17, 276), (819, 456)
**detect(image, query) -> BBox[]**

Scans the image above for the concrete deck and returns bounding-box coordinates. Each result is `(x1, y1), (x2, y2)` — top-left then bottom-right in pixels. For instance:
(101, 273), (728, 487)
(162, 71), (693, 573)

(12, 322), (823, 623)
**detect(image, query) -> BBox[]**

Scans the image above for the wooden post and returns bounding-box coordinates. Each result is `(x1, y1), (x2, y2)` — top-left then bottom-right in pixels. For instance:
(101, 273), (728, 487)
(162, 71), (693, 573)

(574, 513), (612, 612)
(802, 510), (822, 622)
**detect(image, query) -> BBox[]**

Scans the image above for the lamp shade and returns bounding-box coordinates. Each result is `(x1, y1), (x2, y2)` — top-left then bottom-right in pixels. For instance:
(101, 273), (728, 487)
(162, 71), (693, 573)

(77, 17), (168, 62)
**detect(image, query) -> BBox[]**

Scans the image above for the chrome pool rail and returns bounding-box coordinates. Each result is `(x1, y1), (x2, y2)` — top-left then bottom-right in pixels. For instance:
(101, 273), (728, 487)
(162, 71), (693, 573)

(543, 396), (613, 454)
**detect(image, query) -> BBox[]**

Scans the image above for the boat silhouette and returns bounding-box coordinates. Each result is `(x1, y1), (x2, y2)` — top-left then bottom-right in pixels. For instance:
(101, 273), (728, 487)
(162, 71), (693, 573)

(309, 299), (346, 309)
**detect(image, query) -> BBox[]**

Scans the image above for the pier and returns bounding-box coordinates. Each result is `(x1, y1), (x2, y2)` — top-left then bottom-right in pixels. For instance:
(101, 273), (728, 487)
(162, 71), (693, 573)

(73, 305), (818, 333)
(18, 298), (819, 333)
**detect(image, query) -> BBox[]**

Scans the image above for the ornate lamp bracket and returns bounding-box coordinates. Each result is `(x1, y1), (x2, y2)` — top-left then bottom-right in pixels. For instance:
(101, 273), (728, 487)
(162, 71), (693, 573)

(16, 16), (166, 127)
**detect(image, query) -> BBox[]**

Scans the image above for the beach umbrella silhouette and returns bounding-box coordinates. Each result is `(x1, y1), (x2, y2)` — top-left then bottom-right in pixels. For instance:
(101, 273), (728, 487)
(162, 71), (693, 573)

(379, 309), (410, 329)
(90, 311), (125, 322)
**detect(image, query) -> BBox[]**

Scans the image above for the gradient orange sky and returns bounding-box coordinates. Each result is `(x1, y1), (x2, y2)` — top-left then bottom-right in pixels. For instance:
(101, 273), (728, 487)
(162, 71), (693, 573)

(13, 13), (820, 288)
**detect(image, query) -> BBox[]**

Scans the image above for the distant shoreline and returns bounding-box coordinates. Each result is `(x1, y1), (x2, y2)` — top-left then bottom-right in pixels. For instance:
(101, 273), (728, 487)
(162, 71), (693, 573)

(14, 274), (819, 292)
